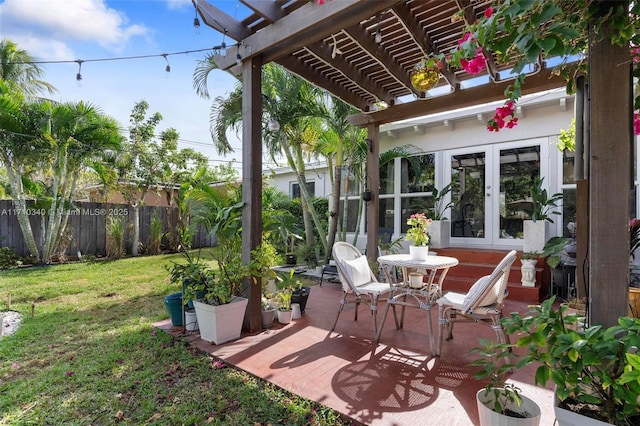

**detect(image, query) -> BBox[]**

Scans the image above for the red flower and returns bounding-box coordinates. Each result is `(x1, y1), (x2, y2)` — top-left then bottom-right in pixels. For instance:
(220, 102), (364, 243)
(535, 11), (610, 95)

(634, 112), (640, 136)
(460, 52), (486, 75)
(484, 7), (494, 18)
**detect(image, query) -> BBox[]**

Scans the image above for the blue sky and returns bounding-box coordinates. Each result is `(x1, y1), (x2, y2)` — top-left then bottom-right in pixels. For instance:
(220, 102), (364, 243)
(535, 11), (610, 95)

(0, 0), (251, 174)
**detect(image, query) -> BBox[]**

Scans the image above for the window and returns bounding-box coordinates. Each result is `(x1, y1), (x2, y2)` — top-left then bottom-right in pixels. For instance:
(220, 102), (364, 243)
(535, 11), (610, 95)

(401, 154), (435, 193)
(291, 181), (315, 199)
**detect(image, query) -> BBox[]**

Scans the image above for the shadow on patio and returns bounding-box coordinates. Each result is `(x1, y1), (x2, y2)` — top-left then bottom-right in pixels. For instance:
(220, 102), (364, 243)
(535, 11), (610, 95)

(159, 282), (555, 425)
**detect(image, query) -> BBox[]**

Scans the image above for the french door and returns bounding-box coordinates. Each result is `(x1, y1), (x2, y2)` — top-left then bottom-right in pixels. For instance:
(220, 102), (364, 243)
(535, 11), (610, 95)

(445, 140), (548, 247)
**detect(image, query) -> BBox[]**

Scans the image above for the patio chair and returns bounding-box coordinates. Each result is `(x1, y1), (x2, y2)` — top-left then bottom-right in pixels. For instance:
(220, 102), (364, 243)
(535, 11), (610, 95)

(331, 242), (391, 337)
(435, 250), (517, 357)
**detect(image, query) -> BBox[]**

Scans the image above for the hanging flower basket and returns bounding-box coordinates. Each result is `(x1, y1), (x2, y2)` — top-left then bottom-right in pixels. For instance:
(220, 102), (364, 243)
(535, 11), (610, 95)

(410, 57), (441, 92)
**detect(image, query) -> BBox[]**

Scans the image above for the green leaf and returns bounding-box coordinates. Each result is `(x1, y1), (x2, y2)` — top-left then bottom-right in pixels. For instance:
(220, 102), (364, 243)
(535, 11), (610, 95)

(538, 3), (561, 23)
(536, 37), (556, 53)
(568, 348), (579, 362)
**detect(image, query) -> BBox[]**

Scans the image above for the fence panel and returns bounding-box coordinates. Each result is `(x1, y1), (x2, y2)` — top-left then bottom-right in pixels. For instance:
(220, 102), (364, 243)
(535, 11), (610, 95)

(0, 200), (212, 259)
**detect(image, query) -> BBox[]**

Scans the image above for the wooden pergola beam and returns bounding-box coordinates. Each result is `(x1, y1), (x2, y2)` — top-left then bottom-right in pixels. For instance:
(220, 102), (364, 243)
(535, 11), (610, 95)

(207, 0), (401, 70)
(392, 1), (460, 88)
(348, 66), (565, 127)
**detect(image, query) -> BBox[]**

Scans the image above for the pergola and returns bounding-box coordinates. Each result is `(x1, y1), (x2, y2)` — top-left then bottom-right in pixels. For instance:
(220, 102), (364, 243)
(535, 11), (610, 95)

(194, 0), (632, 332)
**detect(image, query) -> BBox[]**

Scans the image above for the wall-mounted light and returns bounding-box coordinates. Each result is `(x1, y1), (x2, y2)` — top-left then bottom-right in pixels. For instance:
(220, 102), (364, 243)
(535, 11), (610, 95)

(362, 188), (373, 202)
(365, 138), (373, 152)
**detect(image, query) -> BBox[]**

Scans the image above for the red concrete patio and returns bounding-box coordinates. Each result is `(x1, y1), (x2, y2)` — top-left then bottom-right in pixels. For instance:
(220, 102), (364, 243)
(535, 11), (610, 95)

(158, 280), (556, 425)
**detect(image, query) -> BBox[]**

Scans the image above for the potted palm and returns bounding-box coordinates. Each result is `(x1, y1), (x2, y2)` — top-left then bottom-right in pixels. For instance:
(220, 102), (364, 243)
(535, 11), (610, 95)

(523, 177), (563, 253)
(501, 297), (640, 425)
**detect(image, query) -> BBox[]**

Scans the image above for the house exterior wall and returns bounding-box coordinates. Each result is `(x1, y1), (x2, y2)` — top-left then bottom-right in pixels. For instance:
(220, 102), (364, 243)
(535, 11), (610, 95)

(266, 90), (580, 252)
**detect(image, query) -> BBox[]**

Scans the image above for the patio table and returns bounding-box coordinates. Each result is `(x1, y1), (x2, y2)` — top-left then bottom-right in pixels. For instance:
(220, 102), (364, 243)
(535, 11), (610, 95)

(376, 254), (459, 355)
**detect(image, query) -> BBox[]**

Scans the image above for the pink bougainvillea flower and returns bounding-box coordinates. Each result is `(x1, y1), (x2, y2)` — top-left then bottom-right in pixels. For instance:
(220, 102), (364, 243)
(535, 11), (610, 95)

(460, 52), (486, 75)
(488, 101), (518, 132)
(484, 7), (494, 18)
(634, 112), (640, 135)
(458, 32), (473, 47)
(317, 0), (325, 4)
(12, 362), (20, 369)
(66, 371), (75, 377)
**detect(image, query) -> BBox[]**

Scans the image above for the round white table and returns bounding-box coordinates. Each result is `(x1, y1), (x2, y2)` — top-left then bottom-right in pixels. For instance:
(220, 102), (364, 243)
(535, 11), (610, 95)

(376, 254), (459, 354)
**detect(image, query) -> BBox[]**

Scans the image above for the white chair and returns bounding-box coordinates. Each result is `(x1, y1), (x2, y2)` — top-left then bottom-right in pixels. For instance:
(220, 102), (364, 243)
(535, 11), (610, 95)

(331, 242), (391, 337)
(436, 250), (517, 356)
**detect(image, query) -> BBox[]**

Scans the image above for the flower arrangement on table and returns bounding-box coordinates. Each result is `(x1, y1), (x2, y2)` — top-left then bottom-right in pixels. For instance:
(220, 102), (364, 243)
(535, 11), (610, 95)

(405, 213), (432, 247)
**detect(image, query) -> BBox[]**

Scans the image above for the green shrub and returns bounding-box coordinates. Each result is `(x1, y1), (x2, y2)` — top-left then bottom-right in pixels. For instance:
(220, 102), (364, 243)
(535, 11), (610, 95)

(0, 247), (22, 269)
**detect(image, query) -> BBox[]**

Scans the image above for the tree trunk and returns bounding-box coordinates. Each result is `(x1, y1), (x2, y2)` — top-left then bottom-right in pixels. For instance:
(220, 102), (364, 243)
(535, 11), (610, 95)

(131, 204), (140, 256)
(5, 164), (39, 260)
(326, 158), (341, 264)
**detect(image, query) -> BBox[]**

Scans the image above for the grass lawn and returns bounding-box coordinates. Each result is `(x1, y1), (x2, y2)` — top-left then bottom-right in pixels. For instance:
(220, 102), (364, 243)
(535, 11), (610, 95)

(0, 251), (355, 425)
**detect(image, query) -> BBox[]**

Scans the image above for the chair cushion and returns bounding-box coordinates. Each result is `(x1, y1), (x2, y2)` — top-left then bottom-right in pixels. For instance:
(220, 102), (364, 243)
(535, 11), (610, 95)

(462, 275), (494, 312)
(343, 255), (371, 287)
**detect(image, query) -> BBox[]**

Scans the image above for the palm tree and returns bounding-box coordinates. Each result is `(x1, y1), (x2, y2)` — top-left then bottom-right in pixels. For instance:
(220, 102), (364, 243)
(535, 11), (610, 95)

(193, 59), (330, 255)
(0, 38), (55, 96)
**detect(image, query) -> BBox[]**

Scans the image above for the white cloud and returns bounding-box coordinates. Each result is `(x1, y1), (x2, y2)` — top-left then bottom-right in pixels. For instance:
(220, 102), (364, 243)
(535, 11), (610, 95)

(0, 0), (149, 52)
(166, 0), (191, 11)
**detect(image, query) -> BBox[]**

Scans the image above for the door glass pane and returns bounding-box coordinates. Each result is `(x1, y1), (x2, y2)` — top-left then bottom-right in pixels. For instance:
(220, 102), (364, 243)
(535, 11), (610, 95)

(499, 146), (541, 239)
(450, 152), (485, 238)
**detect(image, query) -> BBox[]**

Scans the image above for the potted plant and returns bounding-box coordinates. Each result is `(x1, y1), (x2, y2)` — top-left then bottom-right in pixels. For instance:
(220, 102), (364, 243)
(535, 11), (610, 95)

(285, 230), (303, 265)
(277, 268), (310, 314)
(189, 199), (249, 345)
(166, 248), (212, 329)
(501, 297), (640, 425)
(405, 212), (432, 260)
(429, 183), (454, 249)
(274, 285), (293, 324)
(261, 295), (277, 328)
(523, 177), (563, 253)
(469, 339), (542, 425)
(410, 56), (442, 92)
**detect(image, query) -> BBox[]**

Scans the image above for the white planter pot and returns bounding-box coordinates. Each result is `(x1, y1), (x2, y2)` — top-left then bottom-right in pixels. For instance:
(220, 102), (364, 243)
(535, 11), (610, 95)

(523, 220), (547, 253)
(554, 392), (609, 426)
(185, 309), (199, 332)
(476, 388), (541, 426)
(261, 307), (276, 328)
(409, 245), (429, 260)
(429, 220), (450, 249)
(277, 309), (292, 324)
(193, 297), (248, 345)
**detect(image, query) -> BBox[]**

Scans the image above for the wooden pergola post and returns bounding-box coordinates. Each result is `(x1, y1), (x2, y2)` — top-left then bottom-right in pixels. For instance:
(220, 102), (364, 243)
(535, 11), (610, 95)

(241, 55), (263, 333)
(366, 125), (380, 262)
(588, 1), (632, 326)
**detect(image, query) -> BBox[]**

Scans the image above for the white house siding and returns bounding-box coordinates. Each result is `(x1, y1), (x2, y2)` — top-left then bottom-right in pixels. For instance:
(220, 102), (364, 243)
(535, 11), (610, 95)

(266, 89), (578, 251)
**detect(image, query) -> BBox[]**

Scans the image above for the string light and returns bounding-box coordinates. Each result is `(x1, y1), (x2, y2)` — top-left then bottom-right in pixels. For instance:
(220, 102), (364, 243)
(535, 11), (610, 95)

(220, 30), (227, 58)
(75, 60), (83, 81)
(193, 1), (201, 34)
(236, 44), (242, 66)
(162, 53), (170, 72)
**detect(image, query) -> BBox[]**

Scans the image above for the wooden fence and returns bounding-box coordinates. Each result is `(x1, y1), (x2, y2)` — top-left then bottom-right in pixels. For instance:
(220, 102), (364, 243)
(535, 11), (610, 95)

(0, 200), (214, 258)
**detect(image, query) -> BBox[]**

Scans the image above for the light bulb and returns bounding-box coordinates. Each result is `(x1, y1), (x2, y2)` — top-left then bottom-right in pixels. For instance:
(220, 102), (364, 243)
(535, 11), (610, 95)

(374, 28), (382, 44)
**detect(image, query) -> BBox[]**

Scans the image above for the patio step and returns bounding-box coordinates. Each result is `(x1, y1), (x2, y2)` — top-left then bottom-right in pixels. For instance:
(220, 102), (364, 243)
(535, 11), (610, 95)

(434, 248), (549, 304)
